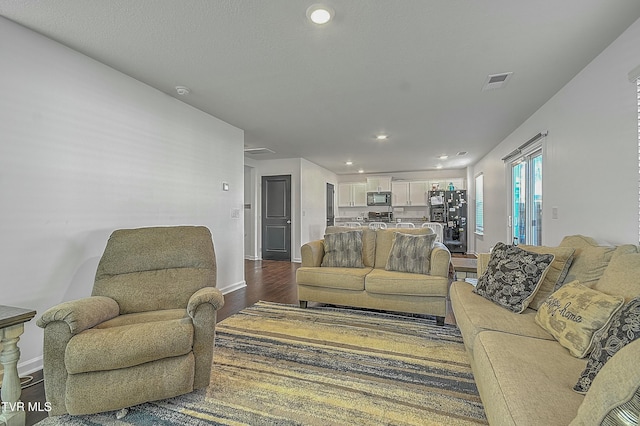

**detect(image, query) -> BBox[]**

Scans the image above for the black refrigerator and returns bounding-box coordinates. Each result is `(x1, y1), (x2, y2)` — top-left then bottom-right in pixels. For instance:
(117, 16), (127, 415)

(428, 190), (467, 254)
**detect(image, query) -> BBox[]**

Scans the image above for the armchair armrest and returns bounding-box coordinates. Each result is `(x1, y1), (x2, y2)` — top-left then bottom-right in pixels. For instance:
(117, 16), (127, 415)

(430, 242), (452, 277)
(187, 287), (224, 318)
(36, 296), (119, 335)
(187, 286), (224, 389)
(301, 240), (325, 267)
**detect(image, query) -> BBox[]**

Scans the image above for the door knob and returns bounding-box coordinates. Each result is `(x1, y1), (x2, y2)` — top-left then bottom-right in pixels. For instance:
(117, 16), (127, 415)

(287, 220), (292, 224)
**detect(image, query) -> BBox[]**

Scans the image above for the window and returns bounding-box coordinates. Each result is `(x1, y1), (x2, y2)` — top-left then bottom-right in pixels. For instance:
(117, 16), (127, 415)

(475, 173), (484, 235)
(637, 78), (640, 243)
(510, 147), (543, 245)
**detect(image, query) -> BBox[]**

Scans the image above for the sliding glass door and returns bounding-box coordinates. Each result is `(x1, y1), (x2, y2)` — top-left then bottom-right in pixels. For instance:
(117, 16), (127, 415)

(511, 149), (542, 245)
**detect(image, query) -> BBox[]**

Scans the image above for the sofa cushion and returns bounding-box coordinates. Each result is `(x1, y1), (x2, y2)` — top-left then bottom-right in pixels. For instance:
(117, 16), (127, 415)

(65, 310), (194, 374)
(591, 252), (640, 302)
(325, 226), (377, 267)
(574, 296), (640, 394)
(518, 244), (575, 310)
(365, 269), (448, 296)
(321, 230), (364, 268)
(449, 281), (554, 355)
(474, 242), (554, 313)
(374, 228), (433, 269)
(535, 281), (624, 358)
(385, 232), (437, 274)
(558, 235), (636, 288)
(296, 266), (372, 291)
(473, 331), (586, 426)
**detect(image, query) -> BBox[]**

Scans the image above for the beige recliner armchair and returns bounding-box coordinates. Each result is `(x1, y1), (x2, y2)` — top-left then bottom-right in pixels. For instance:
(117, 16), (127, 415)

(37, 226), (224, 416)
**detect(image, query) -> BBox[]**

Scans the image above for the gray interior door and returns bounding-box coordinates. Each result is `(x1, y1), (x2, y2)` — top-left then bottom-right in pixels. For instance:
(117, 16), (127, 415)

(326, 183), (335, 227)
(261, 175), (291, 261)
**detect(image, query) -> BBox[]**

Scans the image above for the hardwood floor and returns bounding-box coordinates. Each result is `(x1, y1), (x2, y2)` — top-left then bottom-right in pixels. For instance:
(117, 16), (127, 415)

(22, 258), (463, 425)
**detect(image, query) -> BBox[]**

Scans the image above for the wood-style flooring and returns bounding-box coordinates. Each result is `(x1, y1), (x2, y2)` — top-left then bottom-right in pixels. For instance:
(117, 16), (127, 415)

(22, 258), (462, 425)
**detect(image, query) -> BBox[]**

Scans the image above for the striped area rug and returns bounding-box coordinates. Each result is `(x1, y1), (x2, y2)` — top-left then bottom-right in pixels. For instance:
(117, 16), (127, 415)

(37, 301), (487, 425)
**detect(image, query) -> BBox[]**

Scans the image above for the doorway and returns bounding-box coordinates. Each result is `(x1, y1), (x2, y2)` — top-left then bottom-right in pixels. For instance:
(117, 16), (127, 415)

(261, 175), (292, 261)
(326, 183), (335, 227)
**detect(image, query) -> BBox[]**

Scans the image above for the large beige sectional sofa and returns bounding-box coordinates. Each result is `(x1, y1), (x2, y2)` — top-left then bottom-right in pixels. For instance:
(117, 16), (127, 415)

(450, 235), (640, 425)
(296, 226), (451, 325)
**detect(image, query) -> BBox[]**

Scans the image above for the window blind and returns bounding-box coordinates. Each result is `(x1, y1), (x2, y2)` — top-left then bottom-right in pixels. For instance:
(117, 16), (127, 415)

(501, 131), (548, 162)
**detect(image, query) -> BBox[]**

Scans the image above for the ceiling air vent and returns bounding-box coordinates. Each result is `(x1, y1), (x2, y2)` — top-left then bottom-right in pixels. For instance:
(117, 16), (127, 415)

(482, 72), (513, 91)
(244, 147), (275, 155)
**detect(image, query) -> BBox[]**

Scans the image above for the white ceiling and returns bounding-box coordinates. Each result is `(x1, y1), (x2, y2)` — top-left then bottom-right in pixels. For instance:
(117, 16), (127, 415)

(2, 1), (640, 175)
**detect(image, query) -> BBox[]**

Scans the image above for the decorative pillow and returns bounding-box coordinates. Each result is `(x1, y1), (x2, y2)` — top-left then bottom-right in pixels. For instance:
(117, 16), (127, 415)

(473, 242), (554, 313)
(535, 281), (624, 358)
(325, 226), (377, 267)
(518, 244), (575, 310)
(385, 232), (437, 274)
(574, 296), (640, 393)
(321, 230), (364, 268)
(592, 253), (640, 303)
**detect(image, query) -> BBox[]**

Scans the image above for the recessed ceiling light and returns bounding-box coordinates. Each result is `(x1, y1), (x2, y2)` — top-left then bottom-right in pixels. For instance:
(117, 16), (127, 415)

(436, 165), (443, 169)
(358, 169), (364, 173)
(346, 161), (353, 165)
(438, 155), (449, 160)
(306, 4), (334, 25)
(375, 134), (389, 141)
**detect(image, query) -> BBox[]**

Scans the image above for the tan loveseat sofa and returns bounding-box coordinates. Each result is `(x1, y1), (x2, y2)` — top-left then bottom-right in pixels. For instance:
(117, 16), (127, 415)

(296, 226), (451, 325)
(450, 235), (640, 425)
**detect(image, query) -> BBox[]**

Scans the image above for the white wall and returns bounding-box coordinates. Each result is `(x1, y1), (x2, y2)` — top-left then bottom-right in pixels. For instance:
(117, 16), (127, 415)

(244, 157), (337, 262)
(0, 17), (245, 374)
(246, 158), (301, 260)
(471, 17), (640, 253)
(300, 159), (339, 245)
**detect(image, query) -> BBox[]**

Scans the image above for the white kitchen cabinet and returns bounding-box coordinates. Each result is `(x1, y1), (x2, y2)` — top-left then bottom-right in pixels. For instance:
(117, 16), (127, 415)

(391, 181), (409, 206)
(338, 182), (367, 207)
(366, 176), (391, 193)
(392, 181), (429, 206)
(409, 181), (429, 206)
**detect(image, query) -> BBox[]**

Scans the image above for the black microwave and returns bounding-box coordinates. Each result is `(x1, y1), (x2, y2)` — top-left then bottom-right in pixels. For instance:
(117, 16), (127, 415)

(367, 192), (392, 206)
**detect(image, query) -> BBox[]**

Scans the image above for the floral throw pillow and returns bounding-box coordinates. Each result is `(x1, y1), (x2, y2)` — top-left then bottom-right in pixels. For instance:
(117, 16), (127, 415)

(321, 230), (364, 268)
(473, 242), (555, 313)
(574, 296), (640, 393)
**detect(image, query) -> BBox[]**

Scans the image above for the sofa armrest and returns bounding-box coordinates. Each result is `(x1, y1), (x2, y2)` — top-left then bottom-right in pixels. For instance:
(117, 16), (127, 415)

(301, 240), (325, 267)
(187, 286), (225, 318)
(570, 339), (640, 425)
(477, 253), (491, 277)
(430, 242), (452, 277)
(36, 296), (119, 335)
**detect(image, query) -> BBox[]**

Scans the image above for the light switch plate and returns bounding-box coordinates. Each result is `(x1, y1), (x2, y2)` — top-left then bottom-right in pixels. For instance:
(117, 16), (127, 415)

(222, 182), (229, 191)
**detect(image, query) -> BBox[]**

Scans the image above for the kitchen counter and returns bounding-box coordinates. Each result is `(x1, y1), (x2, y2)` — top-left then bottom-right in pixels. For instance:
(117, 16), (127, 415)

(334, 218), (435, 226)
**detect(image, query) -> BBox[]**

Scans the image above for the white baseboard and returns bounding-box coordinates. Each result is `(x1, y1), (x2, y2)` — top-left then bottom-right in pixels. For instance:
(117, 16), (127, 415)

(292, 257), (301, 263)
(13, 356), (43, 377)
(244, 255), (261, 260)
(218, 280), (247, 295)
